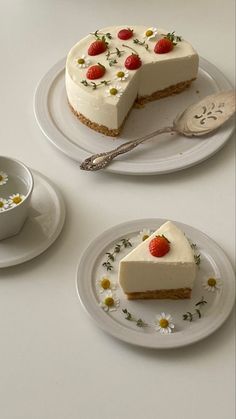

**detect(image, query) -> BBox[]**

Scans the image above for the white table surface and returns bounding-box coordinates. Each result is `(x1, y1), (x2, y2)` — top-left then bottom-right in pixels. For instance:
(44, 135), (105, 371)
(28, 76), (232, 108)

(0, 1), (235, 418)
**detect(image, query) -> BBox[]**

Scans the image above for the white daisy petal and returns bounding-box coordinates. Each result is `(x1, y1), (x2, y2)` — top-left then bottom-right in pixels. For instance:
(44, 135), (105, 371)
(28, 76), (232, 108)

(202, 275), (222, 292)
(8, 193), (25, 207)
(96, 276), (117, 294)
(138, 228), (152, 242)
(105, 84), (124, 98)
(0, 198), (9, 212)
(99, 291), (120, 313)
(74, 55), (90, 69)
(0, 171), (8, 186)
(155, 312), (175, 335)
(143, 27), (158, 40)
(114, 68), (129, 82)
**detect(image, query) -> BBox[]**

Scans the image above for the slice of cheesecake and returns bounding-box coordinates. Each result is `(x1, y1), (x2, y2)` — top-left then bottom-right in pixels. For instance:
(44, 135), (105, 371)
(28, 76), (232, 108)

(119, 221), (197, 299)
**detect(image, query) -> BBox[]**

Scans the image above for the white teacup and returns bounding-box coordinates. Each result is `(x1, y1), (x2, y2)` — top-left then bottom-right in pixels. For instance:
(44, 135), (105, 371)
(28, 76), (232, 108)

(0, 156), (34, 240)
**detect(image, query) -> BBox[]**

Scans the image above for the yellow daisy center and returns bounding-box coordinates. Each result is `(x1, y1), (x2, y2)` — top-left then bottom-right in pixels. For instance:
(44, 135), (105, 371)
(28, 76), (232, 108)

(13, 196), (22, 204)
(208, 277), (216, 287)
(117, 71), (125, 78)
(0, 175), (3, 181)
(142, 234), (149, 241)
(0, 201), (3, 208)
(104, 297), (114, 307)
(101, 278), (111, 289)
(146, 29), (153, 37)
(159, 319), (169, 328)
(110, 88), (118, 95)
(77, 58), (85, 64)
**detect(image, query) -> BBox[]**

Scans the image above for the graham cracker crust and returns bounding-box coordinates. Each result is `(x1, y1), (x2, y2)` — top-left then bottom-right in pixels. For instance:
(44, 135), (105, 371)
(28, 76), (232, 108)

(135, 79), (196, 106)
(125, 288), (192, 300)
(68, 78), (195, 137)
(69, 102), (121, 137)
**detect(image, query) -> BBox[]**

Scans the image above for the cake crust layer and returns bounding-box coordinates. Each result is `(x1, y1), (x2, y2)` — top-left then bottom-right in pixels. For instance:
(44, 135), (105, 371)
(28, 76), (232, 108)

(125, 288), (192, 300)
(69, 102), (120, 137)
(136, 78), (195, 106)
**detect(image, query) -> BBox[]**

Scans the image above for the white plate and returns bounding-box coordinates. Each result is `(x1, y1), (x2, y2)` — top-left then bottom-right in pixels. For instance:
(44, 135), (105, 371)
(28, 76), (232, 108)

(76, 219), (235, 349)
(34, 57), (234, 175)
(0, 170), (65, 268)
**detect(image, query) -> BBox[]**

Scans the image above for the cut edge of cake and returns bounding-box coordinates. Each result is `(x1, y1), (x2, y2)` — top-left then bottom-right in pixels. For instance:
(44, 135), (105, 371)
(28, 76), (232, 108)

(68, 78), (195, 137)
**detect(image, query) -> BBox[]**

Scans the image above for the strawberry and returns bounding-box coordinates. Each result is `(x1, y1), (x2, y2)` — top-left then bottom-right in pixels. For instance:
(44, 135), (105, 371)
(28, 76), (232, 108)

(154, 38), (173, 54)
(118, 28), (133, 40)
(124, 54), (142, 70)
(86, 63), (106, 80)
(149, 235), (170, 257)
(88, 39), (107, 56)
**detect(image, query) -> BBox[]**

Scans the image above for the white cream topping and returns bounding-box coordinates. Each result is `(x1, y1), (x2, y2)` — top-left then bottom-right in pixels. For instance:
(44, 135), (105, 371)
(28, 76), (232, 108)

(66, 26), (199, 130)
(119, 221), (197, 293)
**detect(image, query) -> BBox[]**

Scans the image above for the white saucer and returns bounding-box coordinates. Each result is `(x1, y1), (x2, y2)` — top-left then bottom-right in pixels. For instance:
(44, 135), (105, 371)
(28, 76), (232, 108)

(76, 218), (235, 349)
(0, 170), (65, 268)
(34, 57), (234, 175)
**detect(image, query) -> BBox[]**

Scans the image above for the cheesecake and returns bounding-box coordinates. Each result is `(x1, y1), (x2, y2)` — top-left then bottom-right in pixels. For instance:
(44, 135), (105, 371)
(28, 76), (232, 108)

(65, 26), (199, 136)
(119, 221), (197, 299)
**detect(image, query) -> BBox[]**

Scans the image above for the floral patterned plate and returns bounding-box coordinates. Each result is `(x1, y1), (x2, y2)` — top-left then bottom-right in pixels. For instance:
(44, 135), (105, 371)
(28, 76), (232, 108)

(76, 218), (235, 348)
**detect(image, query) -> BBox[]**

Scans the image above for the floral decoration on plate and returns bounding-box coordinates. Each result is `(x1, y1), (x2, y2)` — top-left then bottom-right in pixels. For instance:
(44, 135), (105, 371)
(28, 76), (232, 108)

(155, 312), (175, 335)
(122, 308), (148, 328)
(102, 238), (132, 271)
(0, 171), (8, 186)
(182, 297), (207, 321)
(94, 230), (225, 336)
(0, 198), (9, 212)
(202, 276), (222, 292)
(99, 290), (120, 312)
(96, 276), (117, 293)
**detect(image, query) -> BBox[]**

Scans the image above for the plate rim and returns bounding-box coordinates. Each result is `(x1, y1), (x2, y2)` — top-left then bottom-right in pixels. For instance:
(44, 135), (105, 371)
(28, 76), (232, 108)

(0, 170), (66, 268)
(34, 57), (235, 175)
(75, 218), (235, 349)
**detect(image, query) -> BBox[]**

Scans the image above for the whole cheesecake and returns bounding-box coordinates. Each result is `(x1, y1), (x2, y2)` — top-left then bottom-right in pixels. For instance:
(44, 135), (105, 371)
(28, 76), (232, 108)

(119, 221), (197, 299)
(66, 26), (199, 136)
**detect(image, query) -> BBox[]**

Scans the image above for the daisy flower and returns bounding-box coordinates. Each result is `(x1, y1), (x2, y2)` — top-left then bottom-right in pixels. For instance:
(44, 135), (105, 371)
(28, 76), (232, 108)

(8, 193), (25, 207)
(0, 198), (9, 212)
(99, 291), (120, 312)
(155, 312), (175, 335)
(114, 69), (129, 82)
(202, 276), (222, 292)
(143, 27), (158, 40)
(74, 54), (90, 68)
(0, 171), (8, 186)
(96, 276), (117, 294)
(105, 85), (124, 98)
(138, 228), (152, 242)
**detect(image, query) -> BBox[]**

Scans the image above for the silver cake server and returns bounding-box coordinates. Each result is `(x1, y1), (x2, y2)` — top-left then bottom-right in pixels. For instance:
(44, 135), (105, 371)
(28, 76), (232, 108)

(80, 90), (235, 171)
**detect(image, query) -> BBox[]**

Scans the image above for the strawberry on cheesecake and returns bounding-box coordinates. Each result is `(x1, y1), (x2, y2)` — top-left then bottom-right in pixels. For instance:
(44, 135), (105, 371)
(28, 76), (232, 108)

(65, 26), (199, 136)
(118, 221), (197, 300)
